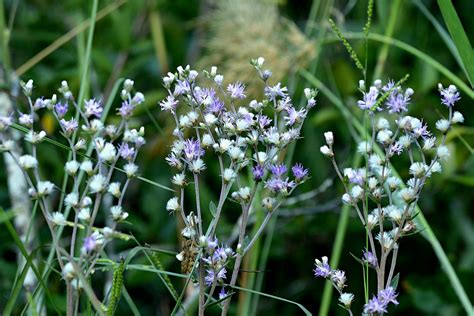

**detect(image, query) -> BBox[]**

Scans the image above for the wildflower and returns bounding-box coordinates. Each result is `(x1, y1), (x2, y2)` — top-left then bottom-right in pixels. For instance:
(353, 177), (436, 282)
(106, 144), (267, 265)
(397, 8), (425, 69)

(118, 143), (136, 161)
(78, 208), (91, 222)
(183, 138), (204, 161)
(362, 249), (378, 267)
(118, 100), (135, 118)
(451, 111), (464, 124)
(292, 163), (308, 181)
(19, 113), (33, 127)
(339, 293), (354, 308)
(320, 145), (333, 158)
(37, 181), (55, 196)
(19, 155), (38, 170)
(205, 267), (227, 286)
(108, 182), (121, 198)
(51, 212), (67, 226)
(60, 118), (78, 135)
(223, 168), (236, 182)
(25, 131), (47, 144)
(379, 287), (399, 306)
(80, 160), (94, 175)
(436, 145), (450, 161)
(54, 102), (68, 118)
(99, 143), (116, 162)
(313, 256), (331, 278)
(124, 162), (138, 178)
(84, 99), (103, 118)
(171, 173), (186, 186)
(331, 269), (346, 289)
(363, 295), (387, 314)
(0, 115), (13, 131)
(386, 87), (412, 113)
(219, 287), (229, 300)
(252, 165), (264, 181)
(284, 107), (307, 126)
(227, 82), (246, 99)
(357, 86), (379, 110)
(64, 193), (79, 208)
(62, 262), (75, 281)
(110, 205), (129, 221)
(89, 174), (106, 193)
(357, 141), (372, 154)
(264, 83), (288, 101)
(166, 197), (180, 212)
(439, 84), (460, 107)
(65, 160), (80, 176)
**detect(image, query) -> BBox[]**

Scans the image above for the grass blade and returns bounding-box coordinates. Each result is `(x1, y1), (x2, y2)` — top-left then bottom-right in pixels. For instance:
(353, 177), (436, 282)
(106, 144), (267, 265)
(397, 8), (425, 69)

(437, 0), (474, 87)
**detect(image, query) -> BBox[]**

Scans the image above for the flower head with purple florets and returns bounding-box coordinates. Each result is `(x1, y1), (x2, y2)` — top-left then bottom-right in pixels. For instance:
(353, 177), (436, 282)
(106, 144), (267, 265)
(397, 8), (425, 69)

(439, 84), (460, 107)
(227, 82), (246, 100)
(55, 102), (68, 118)
(84, 99), (103, 118)
(292, 163), (308, 181)
(118, 100), (135, 118)
(183, 138), (204, 162)
(118, 143), (136, 161)
(313, 256), (331, 278)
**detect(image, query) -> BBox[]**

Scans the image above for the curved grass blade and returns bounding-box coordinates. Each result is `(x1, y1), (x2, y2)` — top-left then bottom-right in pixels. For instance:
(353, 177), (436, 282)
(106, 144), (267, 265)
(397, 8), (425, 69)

(229, 285), (312, 316)
(437, 0), (474, 87)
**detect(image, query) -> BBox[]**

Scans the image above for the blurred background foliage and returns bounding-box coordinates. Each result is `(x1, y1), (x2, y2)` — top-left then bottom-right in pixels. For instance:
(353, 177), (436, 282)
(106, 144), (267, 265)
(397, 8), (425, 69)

(1, 0), (473, 315)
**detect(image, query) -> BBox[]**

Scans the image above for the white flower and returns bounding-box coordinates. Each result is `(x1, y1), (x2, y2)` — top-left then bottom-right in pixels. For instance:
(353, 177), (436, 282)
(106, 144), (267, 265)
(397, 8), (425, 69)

(74, 138), (86, 150)
(37, 181), (55, 196)
(385, 205), (403, 223)
(437, 145), (450, 161)
(81, 196), (92, 207)
(351, 185), (364, 200)
(223, 168), (236, 182)
(357, 141), (372, 154)
(217, 139), (233, 153)
(422, 137), (436, 151)
(204, 113), (217, 125)
(399, 188), (416, 202)
(214, 75), (223, 85)
(51, 212), (66, 226)
(238, 187), (251, 200)
(99, 143), (116, 162)
(80, 160), (94, 175)
(398, 135), (412, 148)
(65, 160), (80, 175)
(228, 146), (243, 161)
(435, 119), (450, 133)
(339, 293), (354, 308)
(376, 129), (393, 145)
(376, 118), (390, 131)
(320, 145), (333, 157)
(78, 208), (91, 222)
(89, 174), (106, 193)
(409, 162), (427, 178)
(236, 119), (251, 132)
(254, 152), (267, 164)
(189, 159), (206, 173)
(19, 155), (38, 169)
(172, 173), (186, 186)
(430, 161), (442, 174)
(367, 213), (378, 229)
(368, 177), (378, 190)
(102, 227), (114, 239)
(25, 131), (46, 144)
(187, 111), (199, 124)
(451, 111), (464, 124)
(342, 193), (352, 204)
(108, 182), (121, 198)
(201, 134), (214, 147)
(124, 163), (138, 178)
(324, 131), (334, 146)
(376, 232), (394, 249)
(265, 129), (280, 145)
(110, 205), (128, 221)
(179, 115), (191, 128)
(62, 262), (75, 280)
(64, 193), (79, 208)
(166, 197), (180, 212)
(387, 176), (401, 191)
(0, 140), (14, 152)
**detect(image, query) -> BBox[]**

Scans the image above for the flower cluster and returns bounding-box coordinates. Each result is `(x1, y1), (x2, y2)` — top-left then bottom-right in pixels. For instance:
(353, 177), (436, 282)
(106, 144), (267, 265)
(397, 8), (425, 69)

(0, 79), (144, 305)
(160, 57), (313, 313)
(317, 80), (462, 315)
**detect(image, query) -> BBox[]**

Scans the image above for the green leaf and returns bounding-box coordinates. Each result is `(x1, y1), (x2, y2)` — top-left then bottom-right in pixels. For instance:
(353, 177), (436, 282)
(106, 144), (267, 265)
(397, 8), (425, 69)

(390, 273), (400, 290)
(209, 201), (217, 217)
(437, 0), (474, 87)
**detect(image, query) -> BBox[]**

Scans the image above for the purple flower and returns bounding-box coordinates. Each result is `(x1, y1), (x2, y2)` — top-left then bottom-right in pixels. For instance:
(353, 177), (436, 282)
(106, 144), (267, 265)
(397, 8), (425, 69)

(183, 138), (204, 161)
(358, 86), (379, 110)
(0, 115), (13, 130)
(269, 164), (287, 178)
(292, 163), (308, 180)
(195, 88), (217, 106)
(264, 177), (295, 194)
(363, 249), (378, 267)
(18, 113), (33, 126)
(205, 267), (227, 286)
(83, 235), (97, 252)
(264, 82), (288, 101)
(386, 89), (411, 113)
(413, 121), (431, 139)
(389, 143), (403, 156)
(440, 84), (460, 107)
(118, 143), (136, 161)
(227, 82), (246, 100)
(256, 115), (272, 129)
(313, 257), (331, 278)
(284, 107), (307, 126)
(55, 102), (69, 118)
(60, 118), (78, 134)
(84, 99), (103, 118)
(33, 97), (46, 110)
(173, 80), (190, 96)
(363, 296), (388, 314)
(346, 169), (365, 185)
(160, 95), (178, 112)
(252, 165), (264, 181)
(379, 287), (399, 305)
(206, 99), (225, 114)
(219, 287), (228, 300)
(118, 100), (135, 118)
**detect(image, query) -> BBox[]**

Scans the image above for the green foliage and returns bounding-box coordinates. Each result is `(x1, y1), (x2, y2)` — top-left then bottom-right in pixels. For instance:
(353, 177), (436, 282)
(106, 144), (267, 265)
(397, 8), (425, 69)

(107, 260), (125, 316)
